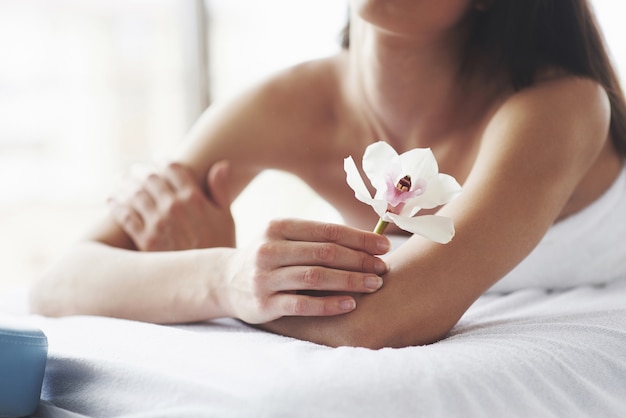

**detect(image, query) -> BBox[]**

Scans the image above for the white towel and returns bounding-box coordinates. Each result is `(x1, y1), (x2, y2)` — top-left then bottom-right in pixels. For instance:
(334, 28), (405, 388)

(2, 281), (626, 418)
(491, 164), (626, 292)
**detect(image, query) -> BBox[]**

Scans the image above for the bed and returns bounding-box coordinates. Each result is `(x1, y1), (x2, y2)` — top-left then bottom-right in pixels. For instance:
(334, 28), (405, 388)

(1, 275), (625, 418)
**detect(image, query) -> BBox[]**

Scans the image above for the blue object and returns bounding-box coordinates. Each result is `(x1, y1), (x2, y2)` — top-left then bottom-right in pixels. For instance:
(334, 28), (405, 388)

(0, 319), (48, 418)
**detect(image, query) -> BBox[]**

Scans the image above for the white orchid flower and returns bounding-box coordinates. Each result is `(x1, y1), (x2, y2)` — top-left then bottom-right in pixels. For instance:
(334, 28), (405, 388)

(344, 141), (462, 243)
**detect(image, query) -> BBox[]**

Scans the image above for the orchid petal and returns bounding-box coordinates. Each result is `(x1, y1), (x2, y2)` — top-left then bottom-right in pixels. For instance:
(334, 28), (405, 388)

(362, 141), (398, 194)
(387, 213), (456, 244)
(345, 140), (461, 243)
(344, 156), (388, 217)
(399, 147), (439, 181)
(371, 200), (389, 218)
(402, 203), (422, 218)
(436, 173), (463, 202)
(406, 173), (462, 210)
(343, 156), (373, 202)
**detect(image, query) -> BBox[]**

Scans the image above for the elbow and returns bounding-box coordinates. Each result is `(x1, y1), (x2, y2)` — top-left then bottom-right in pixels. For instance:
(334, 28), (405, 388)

(336, 321), (454, 350)
(28, 279), (64, 317)
(261, 299), (463, 350)
(28, 268), (79, 318)
(28, 241), (102, 318)
(28, 285), (51, 316)
(322, 308), (459, 350)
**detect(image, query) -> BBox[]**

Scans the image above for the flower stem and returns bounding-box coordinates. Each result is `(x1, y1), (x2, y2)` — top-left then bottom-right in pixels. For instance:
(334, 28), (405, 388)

(373, 218), (389, 235)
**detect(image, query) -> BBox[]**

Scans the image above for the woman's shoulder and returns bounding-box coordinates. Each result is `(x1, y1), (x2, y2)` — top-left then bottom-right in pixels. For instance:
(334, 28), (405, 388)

(221, 54), (346, 151)
(204, 54), (344, 132)
(482, 71), (621, 220)
(183, 54), (346, 160)
(247, 54), (345, 116)
(485, 72), (611, 154)
(498, 72), (609, 125)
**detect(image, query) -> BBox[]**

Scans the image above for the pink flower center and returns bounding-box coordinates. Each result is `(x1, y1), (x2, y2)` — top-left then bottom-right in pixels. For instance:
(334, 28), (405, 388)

(385, 175), (427, 214)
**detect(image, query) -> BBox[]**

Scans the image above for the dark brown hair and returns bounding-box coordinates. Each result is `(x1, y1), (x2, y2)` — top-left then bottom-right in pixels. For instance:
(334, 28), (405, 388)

(340, 1), (626, 156)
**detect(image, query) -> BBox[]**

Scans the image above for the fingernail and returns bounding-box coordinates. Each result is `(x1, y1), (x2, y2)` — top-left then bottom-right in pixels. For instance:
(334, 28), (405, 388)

(377, 237), (390, 253)
(365, 276), (383, 290)
(339, 299), (356, 311)
(375, 259), (388, 274)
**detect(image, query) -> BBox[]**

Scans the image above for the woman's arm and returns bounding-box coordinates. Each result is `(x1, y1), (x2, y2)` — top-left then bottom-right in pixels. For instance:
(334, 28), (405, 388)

(29, 59), (375, 320)
(30, 242), (234, 322)
(95, 58), (340, 253)
(261, 76), (618, 348)
(29, 220), (390, 324)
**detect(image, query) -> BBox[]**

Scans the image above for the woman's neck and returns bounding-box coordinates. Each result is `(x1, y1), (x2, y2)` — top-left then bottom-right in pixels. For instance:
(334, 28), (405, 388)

(346, 16), (489, 150)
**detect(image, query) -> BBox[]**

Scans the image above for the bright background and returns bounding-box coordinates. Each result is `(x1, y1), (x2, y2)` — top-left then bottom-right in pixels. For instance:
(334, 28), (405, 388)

(0, 0), (624, 293)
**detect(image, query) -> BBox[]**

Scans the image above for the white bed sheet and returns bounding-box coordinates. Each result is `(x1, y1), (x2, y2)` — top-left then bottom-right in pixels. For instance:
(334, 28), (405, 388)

(2, 278), (626, 418)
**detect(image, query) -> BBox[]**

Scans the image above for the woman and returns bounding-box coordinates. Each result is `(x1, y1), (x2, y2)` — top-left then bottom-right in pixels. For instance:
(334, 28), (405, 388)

(30, 0), (626, 348)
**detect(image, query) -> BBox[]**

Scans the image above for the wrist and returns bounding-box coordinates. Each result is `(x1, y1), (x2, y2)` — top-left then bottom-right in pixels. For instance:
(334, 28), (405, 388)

(191, 247), (238, 319)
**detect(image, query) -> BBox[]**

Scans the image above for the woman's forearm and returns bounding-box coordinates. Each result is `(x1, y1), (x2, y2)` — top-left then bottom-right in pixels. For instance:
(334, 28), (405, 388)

(29, 219), (391, 327)
(260, 279), (462, 350)
(29, 241), (234, 323)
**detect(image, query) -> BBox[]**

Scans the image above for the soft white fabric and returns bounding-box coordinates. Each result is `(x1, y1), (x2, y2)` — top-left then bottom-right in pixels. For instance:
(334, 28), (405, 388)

(489, 164), (626, 292)
(1, 281), (626, 418)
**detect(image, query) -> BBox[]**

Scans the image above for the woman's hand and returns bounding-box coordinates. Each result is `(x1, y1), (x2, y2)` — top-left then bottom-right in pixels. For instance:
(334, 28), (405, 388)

(221, 219), (390, 324)
(107, 161), (235, 251)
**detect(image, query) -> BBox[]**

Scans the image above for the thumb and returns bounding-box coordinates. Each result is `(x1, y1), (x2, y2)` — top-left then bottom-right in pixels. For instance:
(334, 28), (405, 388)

(207, 160), (232, 209)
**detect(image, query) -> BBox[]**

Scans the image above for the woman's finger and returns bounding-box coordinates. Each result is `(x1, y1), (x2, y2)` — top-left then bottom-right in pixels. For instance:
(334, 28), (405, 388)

(107, 198), (144, 236)
(267, 266), (383, 293)
(143, 173), (176, 208)
(267, 293), (357, 319)
(256, 240), (388, 274)
(128, 189), (156, 220)
(265, 219), (390, 255)
(162, 162), (197, 192)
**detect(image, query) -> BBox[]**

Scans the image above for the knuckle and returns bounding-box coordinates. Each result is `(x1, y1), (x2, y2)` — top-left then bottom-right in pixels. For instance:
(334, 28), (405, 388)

(302, 267), (321, 288)
(166, 162), (187, 179)
(345, 272), (360, 290)
(360, 254), (376, 272)
(265, 219), (286, 238)
(256, 241), (273, 258)
(361, 233), (372, 252)
(146, 173), (161, 183)
(251, 269), (267, 287)
(131, 189), (144, 201)
(315, 243), (337, 263)
(357, 231), (378, 254)
(255, 242), (276, 267)
(320, 223), (340, 242)
(288, 298), (307, 315)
